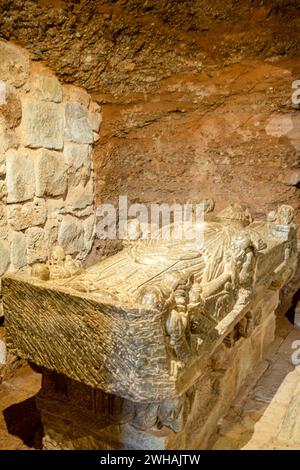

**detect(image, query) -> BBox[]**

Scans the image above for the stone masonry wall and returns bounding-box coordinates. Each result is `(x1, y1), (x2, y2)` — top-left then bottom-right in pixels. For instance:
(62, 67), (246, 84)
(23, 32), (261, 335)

(0, 39), (101, 290)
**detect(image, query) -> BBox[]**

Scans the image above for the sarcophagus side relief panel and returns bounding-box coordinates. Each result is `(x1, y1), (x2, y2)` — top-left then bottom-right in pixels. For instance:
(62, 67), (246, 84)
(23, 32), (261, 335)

(35, 290), (278, 450)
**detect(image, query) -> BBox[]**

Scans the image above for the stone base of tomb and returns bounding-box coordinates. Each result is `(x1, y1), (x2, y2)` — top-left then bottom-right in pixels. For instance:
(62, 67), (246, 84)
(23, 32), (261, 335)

(37, 292), (278, 450)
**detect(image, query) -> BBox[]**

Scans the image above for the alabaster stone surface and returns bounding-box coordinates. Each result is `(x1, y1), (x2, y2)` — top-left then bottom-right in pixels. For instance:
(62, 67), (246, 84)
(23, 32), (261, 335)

(38, 307), (276, 450)
(3, 203), (298, 449)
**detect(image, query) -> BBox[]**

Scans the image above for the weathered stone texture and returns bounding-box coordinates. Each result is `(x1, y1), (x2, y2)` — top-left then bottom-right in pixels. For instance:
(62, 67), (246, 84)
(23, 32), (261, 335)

(0, 122), (19, 155)
(46, 198), (64, 220)
(25, 227), (47, 264)
(34, 149), (67, 198)
(7, 198), (46, 231)
(0, 1), (298, 253)
(0, 240), (10, 275)
(58, 216), (84, 255)
(0, 82), (22, 129)
(31, 75), (62, 103)
(0, 205), (8, 240)
(10, 231), (27, 271)
(83, 214), (96, 250)
(6, 149), (35, 203)
(0, 41), (29, 88)
(64, 101), (93, 144)
(64, 143), (91, 187)
(65, 181), (94, 214)
(63, 85), (90, 108)
(44, 219), (59, 248)
(37, 311), (276, 450)
(0, 181), (7, 202)
(21, 100), (64, 150)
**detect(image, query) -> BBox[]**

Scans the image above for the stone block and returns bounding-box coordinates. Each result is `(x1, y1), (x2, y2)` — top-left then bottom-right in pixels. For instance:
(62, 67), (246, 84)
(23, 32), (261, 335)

(10, 231), (27, 271)
(46, 198), (65, 219)
(44, 218), (59, 247)
(0, 41), (29, 88)
(7, 198), (47, 231)
(63, 85), (90, 108)
(64, 101), (93, 144)
(0, 81), (22, 129)
(75, 205), (94, 217)
(21, 100), (64, 150)
(0, 239), (10, 275)
(0, 122), (19, 154)
(64, 142), (91, 186)
(65, 180), (94, 213)
(6, 148), (35, 203)
(35, 149), (67, 197)
(58, 216), (84, 255)
(31, 75), (63, 103)
(88, 111), (102, 133)
(25, 227), (47, 264)
(0, 204), (8, 240)
(83, 214), (96, 252)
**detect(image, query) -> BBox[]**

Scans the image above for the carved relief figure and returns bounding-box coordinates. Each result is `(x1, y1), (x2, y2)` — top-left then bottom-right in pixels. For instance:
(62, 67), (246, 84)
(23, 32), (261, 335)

(32, 244), (82, 281)
(230, 233), (256, 304)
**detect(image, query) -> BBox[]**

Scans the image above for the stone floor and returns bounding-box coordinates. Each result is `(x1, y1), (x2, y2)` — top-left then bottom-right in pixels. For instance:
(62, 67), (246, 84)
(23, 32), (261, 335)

(211, 317), (300, 450)
(0, 364), (42, 450)
(0, 317), (299, 450)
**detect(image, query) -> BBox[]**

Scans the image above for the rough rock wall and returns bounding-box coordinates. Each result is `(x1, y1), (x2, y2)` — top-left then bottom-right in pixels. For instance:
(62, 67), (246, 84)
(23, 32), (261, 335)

(96, 59), (300, 215)
(0, 0), (299, 261)
(0, 39), (101, 280)
(1, 0), (299, 92)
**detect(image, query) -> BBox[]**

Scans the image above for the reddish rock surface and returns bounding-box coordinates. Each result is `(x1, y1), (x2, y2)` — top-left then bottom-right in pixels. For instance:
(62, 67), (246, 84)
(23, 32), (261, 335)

(0, 0), (299, 260)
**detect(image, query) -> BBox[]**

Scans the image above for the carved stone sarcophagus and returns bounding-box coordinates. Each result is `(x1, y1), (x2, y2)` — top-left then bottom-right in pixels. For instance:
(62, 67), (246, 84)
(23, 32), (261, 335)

(2, 204), (297, 449)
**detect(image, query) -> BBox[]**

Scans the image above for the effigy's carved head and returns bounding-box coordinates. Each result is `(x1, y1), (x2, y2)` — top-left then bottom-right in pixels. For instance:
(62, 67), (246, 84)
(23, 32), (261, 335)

(49, 244), (66, 265)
